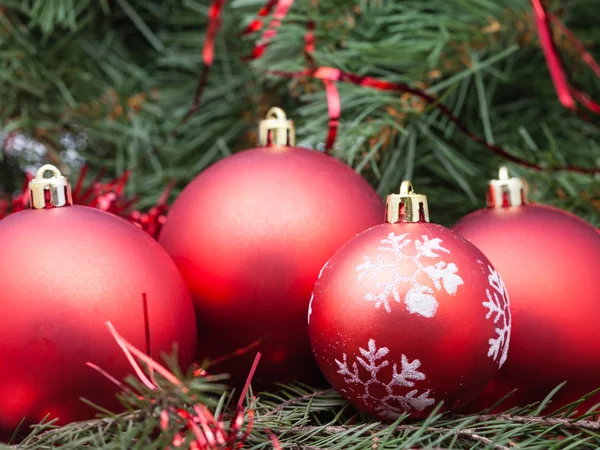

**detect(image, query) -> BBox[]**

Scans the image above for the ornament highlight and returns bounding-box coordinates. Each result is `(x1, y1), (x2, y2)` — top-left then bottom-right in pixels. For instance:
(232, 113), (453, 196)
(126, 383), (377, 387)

(0, 166), (197, 439)
(453, 167), (600, 412)
(308, 181), (511, 420)
(159, 108), (384, 385)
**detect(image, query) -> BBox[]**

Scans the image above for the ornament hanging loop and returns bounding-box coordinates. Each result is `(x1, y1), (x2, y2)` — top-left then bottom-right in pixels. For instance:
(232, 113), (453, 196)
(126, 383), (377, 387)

(386, 180), (429, 224)
(487, 166), (528, 208)
(29, 164), (73, 209)
(258, 107), (295, 147)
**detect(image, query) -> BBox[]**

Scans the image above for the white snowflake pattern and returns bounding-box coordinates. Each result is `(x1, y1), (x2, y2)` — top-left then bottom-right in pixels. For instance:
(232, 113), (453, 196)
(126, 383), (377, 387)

(482, 266), (512, 368)
(335, 339), (435, 418)
(308, 261), (330, 324)
(356, 233), (464, 318)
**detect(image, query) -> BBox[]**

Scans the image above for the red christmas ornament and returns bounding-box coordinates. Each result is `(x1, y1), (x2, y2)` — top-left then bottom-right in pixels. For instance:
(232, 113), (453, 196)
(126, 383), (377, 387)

(308, 182), (511, 420)
(453, 167), (600, 412)
(0, 165), (197, 440)
(159, 108), (384, 385)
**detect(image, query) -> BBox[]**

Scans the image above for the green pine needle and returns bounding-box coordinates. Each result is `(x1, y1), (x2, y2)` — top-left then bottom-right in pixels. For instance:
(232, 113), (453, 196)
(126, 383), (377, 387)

(5, 360), (600, 449)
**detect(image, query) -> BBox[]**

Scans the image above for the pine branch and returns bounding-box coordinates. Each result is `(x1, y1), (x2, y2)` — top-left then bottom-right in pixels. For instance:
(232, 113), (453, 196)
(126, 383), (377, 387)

(11, 380), (600, 449)
(477, 414), (600, 431)
(288, 425), (511, 450)
(2, 0), (600, 226)
(0, 0), (600, 224)
(262, 388), (334, 416)
(4, 327), (600, 449)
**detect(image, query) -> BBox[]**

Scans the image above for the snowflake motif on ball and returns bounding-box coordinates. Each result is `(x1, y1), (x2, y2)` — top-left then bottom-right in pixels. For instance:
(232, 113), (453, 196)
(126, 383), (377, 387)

(308, 261), (329, 324)
(482, 267), (512, 368)
(335, 339), (435, 419)
(356, 233), (464, 318)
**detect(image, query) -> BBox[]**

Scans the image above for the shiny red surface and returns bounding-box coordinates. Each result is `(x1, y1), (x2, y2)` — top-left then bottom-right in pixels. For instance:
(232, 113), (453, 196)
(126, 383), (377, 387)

(159, 146), (384, 385)
(0, 206), (197, 437)
(309, 222), (504, 420)
(453, 204), (600, 412)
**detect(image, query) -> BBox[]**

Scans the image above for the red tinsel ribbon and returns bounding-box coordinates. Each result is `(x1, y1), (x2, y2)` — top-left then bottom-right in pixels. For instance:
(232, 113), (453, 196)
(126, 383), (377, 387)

(0, 166), (171, 239)
(90, 322), (262, 449)
(0, 172), (32, 218)
(72, 166), (173, 238)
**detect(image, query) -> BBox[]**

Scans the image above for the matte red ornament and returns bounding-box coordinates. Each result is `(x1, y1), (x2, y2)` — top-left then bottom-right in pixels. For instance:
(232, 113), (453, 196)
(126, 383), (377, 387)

(159, 108), (384, 385)
(453, 167), (600, 413)
(0, 165), (197, 440)
(308, 181), (511, 420)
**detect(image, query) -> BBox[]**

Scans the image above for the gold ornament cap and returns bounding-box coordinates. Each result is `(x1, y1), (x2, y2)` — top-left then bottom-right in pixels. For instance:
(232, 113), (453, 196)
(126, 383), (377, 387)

(29, 164), (73, 209)
(385, 180), (429, 224)
(258, 107), (295, 147)
(487, 166), (528, 207)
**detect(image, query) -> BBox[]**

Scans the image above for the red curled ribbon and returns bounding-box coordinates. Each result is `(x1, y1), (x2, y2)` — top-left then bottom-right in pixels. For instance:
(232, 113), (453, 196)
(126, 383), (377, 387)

(273, 66), (600, 174)
(189, 0), (600, 174)
(303, 15), (341, 151)
(531, 0), (574, 110)
(242, 0), (279, 35)
(242, 0), (341, 150)
(304, 20), (316, 56)
(244, 0), (295, 60)
(323, 80), (340, 150)
(532, 0), (600, 115)
(182, 0), (226, 123)
(272, 67), (546, 170)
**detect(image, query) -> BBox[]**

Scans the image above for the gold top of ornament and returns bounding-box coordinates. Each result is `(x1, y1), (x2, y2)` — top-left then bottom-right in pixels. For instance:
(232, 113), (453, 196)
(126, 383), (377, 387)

(487, 166), (528, 207)
(29, 164), (73, 209)
(258, 107), (295, 147)
(385, 180), (430, 224)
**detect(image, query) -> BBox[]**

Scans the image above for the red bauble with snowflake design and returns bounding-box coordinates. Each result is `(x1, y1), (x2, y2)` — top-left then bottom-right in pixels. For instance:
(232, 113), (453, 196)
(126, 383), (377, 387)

(308, 182), (511, 420)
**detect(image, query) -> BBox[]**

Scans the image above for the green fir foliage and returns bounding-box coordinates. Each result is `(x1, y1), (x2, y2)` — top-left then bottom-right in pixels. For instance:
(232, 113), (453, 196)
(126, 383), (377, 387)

(0, 0), (598, 223)
(3, 355), (600, 449)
